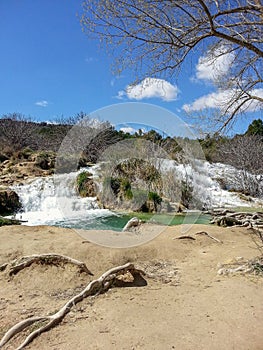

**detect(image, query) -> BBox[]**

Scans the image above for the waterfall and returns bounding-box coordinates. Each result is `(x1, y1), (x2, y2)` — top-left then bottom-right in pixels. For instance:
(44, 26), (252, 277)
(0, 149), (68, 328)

(11, 161), (261, 229)
(12, 169), (113, 227)
(160, 159), (259, 208)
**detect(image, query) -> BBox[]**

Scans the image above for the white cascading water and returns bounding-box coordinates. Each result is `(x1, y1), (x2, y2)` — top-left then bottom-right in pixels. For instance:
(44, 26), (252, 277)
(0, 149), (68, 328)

(12, 168), (113, 227)
(11, 161), (261, 228)
(161, 159), (261, 209)
(176, 160), (247, 208)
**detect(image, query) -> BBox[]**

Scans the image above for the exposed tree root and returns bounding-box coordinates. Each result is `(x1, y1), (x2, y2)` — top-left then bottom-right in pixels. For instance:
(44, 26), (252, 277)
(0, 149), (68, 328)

(0, 253), (93, 276)
(209, 210), (263, 229)
(195, 231), (222, 243)
(173, 232), (222, 243)
(174, 235), (196, 240)
(218, 256), (263, 276)
(0, 262), (145, 350)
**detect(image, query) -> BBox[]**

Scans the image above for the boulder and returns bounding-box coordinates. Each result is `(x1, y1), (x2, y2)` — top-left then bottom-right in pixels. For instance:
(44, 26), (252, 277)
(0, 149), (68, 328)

(35, 152), (55, 170)
(82, 178), (97, 197)
(0, 189), (22, 216)
(139, 200), (155, 213)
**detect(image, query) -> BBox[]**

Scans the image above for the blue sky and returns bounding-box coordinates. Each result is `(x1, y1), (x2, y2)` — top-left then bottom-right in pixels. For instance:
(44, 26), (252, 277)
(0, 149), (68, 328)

(0, 0), (262, 136)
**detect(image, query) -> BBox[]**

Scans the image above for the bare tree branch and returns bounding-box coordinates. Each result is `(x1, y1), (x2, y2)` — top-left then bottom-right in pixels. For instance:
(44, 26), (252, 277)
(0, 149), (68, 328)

(80, 0), (263, 130)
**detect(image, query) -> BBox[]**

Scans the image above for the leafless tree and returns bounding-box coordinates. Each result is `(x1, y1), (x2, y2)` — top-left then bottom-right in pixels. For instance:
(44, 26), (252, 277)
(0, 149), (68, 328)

(55, 115), (123, 173)
(219, 135), (263, 197)
(0, 113), (37, 151)
(80, 0), (263, 130)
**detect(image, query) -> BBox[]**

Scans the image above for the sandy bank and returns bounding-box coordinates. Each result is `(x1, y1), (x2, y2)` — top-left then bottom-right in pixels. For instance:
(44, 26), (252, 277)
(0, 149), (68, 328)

(0, 224), (262, 349)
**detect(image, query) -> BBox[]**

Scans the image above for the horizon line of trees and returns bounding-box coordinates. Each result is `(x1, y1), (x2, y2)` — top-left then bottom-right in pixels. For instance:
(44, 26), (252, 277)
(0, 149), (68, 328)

(0, 111), (262, 168)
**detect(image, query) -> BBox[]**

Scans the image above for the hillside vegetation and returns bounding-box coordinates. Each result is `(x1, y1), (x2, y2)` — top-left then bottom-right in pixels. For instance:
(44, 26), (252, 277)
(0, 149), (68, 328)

(0, 113), (263, 215)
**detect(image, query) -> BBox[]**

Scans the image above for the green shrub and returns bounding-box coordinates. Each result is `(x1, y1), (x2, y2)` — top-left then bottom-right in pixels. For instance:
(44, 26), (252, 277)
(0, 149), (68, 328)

(20, 147), (34, 160)
(76, 171), (95, 197)
(120, 178), (133, 199)
(124, 188), (133, 200)
(0, 217), (21, 226)
(148, 191), (162, 211)
(148, 191), (162, 204)
(103, 176), (133, 199)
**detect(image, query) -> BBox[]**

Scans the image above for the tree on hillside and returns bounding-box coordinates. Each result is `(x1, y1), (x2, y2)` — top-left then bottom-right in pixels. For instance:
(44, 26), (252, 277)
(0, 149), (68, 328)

(80, 0), (263, 131)
(0, 113), (37, 152)
(142, 129), (163, 143)
(245, 118), (263, 136)
(199, 133), (226, 162)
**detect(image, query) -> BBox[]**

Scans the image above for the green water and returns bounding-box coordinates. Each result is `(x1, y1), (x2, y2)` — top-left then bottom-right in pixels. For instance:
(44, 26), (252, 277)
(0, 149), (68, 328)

(232, 206), (263, 213)
(58, 212), (211, 231)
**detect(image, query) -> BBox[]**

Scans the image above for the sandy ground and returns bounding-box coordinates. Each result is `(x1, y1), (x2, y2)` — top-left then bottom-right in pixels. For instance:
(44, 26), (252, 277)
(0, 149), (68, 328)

(0, 223), (262, 350)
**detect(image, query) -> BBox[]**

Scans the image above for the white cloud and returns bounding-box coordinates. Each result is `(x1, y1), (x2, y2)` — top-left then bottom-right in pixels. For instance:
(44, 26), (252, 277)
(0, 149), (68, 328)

(119, 127), (138, 134)
(116, 90), (126, 99)
(183, 90), (231, 112)
(35, 100), (49, 107)
(118, 77), (179, 101)
(183, 88), (263, 114)
(195, 46), (235, 82)
(186, 46), (263, 116)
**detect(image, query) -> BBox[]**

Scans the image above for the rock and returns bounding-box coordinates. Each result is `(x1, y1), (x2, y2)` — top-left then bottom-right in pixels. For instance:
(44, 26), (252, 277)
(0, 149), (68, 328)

(122, 217), (141, 232)
(139, 200), (155, 213)
(177, 202), (187, 213)
(0, 150), (57, 187)
(76, 172), (97, 197)
(0, 154), (9, 163)
(35, 152), (55, 170)
(81, 178), (97, 197)
(0, 189), (22, 216)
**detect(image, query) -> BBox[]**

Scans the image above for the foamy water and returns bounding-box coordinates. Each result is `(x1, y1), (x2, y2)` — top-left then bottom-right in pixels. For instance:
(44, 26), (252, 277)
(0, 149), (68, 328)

(12, 169), (113, 226)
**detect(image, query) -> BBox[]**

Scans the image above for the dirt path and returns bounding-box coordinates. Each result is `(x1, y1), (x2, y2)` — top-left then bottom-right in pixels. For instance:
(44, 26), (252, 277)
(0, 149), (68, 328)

(0, 224), (262, 349)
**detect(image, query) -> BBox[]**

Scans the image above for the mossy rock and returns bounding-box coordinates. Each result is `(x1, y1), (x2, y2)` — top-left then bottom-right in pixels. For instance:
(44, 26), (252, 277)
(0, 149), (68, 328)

(101, 178), (163, 212)
(76, 171), (97, 197)
(102, 177), (133, 199)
